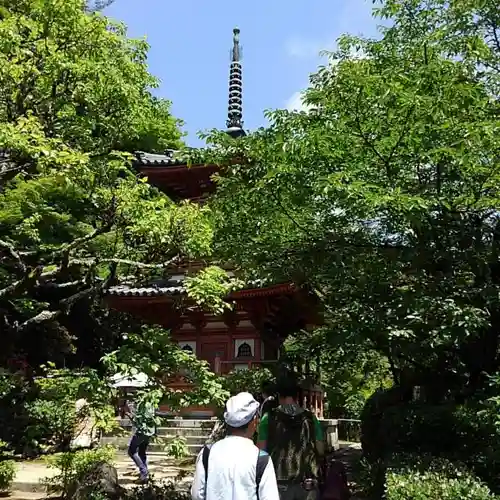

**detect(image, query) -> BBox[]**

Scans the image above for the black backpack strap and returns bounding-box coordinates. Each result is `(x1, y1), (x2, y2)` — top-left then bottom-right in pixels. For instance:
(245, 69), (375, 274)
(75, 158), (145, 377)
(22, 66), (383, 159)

(266, 409), (277, 454)
(300, 409), (317, 443)
(202, 445), (211, 485)
(256, 450), (270, 500)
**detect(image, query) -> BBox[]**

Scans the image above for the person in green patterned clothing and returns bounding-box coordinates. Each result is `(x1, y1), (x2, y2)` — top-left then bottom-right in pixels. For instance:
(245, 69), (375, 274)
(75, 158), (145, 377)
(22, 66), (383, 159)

(257, 374), (324, 500)
(126, 395), (157, 483)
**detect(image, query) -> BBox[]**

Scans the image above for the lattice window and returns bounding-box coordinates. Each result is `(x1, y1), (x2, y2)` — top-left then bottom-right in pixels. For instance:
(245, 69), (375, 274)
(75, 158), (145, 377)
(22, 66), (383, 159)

(182, 344), (194, 354)
(237, 342), (252, 358)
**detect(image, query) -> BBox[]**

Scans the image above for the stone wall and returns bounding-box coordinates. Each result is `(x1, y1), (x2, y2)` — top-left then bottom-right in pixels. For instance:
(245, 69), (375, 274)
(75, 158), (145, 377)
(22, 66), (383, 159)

(320, 419), (339, 451)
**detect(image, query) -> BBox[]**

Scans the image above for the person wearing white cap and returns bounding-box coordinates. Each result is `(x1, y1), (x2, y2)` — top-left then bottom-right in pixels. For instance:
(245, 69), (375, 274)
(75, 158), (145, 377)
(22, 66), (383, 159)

(191, 392), (280, 500)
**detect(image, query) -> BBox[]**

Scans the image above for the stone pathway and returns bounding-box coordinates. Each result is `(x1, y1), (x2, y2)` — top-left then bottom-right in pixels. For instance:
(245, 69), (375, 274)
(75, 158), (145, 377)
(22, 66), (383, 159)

(9, 452), (195, 498)
(332, 443), (365, 499)
(9, 446), (365, 499)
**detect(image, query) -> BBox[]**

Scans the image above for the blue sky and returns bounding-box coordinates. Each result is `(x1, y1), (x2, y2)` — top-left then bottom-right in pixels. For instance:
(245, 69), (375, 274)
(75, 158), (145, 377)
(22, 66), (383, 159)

(105, 0), (379, 146)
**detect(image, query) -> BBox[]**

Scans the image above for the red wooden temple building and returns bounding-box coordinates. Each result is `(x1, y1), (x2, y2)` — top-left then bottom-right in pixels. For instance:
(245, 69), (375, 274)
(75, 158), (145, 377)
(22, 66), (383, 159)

(104, 28), (324, 418)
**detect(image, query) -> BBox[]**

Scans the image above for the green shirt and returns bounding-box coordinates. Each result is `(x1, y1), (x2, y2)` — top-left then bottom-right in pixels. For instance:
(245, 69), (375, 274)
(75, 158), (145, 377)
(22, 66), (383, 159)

(133, 401), (156, 437)
(258, 405), (324, 443)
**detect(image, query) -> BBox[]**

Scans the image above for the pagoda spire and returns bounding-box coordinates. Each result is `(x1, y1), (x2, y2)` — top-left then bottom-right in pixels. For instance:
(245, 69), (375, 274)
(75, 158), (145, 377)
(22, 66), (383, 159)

(226, 27), (245, 138)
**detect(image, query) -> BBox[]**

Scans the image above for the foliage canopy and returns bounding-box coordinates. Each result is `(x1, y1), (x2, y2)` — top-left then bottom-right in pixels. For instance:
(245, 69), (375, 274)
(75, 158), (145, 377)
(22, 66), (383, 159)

(202, 0), (500, 400)
(0, 0), (225, 369)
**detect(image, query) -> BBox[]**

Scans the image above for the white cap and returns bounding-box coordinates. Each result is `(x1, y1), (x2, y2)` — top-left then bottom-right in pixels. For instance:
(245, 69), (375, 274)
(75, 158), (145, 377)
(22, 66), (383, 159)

(224, 392), (260, 428)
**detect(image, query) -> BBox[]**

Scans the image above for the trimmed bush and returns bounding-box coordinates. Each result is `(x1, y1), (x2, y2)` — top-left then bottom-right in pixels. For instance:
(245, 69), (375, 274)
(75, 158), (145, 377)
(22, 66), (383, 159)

(24, 368), (117, 456)
(386, 469), (496, 500)
(0, 460), (16, 492)
(382, 454), (498, 500)
(43, 446), (116, 499)
(0, 368), (117, 458)
(360, 388), (500, 492)
(356, 453), (500, 499)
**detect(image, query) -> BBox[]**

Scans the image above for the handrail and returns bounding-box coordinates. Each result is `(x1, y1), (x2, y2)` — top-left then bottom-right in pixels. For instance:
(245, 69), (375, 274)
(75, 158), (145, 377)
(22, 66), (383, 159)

(335, 418), (362, 443)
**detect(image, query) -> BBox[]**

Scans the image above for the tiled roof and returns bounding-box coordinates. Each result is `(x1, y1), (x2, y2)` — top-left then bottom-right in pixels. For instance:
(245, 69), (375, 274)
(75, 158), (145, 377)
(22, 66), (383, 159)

(106, 285), (184, 297)
(105, 281), (296, 299)
(105, 277), (186, 297)
(134, 150), (187, 167)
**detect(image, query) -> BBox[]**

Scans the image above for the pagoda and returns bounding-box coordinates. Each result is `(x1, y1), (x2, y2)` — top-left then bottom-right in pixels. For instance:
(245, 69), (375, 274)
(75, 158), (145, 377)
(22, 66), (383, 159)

(104, 28), (324, 417)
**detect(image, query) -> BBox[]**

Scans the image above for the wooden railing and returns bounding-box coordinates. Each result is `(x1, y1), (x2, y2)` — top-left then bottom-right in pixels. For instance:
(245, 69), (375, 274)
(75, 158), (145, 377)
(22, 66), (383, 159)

(337, 418), (362, 443)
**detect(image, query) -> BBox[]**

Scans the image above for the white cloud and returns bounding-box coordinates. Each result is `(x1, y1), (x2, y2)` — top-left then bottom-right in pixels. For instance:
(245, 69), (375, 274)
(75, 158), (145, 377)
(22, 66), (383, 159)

(285, 91), (309, 112)
(285, 45), (369, 113)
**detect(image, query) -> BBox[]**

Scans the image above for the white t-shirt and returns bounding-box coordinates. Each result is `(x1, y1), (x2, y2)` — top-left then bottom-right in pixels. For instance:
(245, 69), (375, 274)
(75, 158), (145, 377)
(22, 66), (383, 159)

(191, 435), (280, 500)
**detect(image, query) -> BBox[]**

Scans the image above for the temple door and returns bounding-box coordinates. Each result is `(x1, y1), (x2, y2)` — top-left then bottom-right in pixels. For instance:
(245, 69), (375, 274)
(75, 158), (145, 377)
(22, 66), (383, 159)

(201, 342), (229, 374)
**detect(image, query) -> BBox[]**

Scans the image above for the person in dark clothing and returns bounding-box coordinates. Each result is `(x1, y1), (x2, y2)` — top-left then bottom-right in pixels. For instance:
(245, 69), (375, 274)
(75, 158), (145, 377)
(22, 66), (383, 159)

(257, 373), (324, 500)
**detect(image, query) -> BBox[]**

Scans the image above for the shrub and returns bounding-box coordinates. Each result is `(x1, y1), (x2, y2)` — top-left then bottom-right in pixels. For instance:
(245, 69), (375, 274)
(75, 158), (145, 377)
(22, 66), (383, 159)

(25, 398), (76, 453)
(162, 436), (189, 459)
(357, 452), (497, 499)
(0, 460), (16, 492)
(360, 389), (500, 492)
(23, 367), (118, 456)
(0, 371), (34, 454)
(354, 456), (386, 499)
(386, 469), (496, 500)
(126, 480), (191, 500)
(43, 446), (116, 499)
(357, 454), (500, 500)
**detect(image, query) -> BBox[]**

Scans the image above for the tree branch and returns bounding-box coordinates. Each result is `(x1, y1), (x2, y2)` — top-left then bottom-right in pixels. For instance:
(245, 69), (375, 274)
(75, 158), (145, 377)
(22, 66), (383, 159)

(0, 279), (24, 299)
(16, 310), (61, 333)
(57, 225), (111, 257)
(71, 255), (181, 269)
(0, 266), (44, 299)
(353, 87), (392, 179)
(387, 104), (415, 165)
(268, 190), (313, 237)
(19, 224), (112, 261)
(14, 263), (118, 334)
(489, 19), (500, 54)
(0, 238), (27, 273)
(0, 161), (31, 189)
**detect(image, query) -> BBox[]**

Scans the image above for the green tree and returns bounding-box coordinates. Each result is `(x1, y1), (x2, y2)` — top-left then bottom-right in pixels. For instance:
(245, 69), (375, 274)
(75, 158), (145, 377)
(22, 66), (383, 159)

(285, 328), (392, 418)
(202, 0), (500, 399)
(102, 326), (228, 412)
(0, 0), (226, 368)
(0, 0), (236, 456)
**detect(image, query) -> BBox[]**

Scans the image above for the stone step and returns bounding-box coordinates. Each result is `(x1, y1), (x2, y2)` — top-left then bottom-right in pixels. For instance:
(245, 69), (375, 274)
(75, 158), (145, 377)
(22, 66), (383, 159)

(161, 435), (207, 445)
(162, 419), (216, 428)
(117, 418), (216, 429)
(158, 427), (212, 437)
(106, 427), (211, 438)
(102, 435), (207, 447)
(100, 437), (204, 455)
